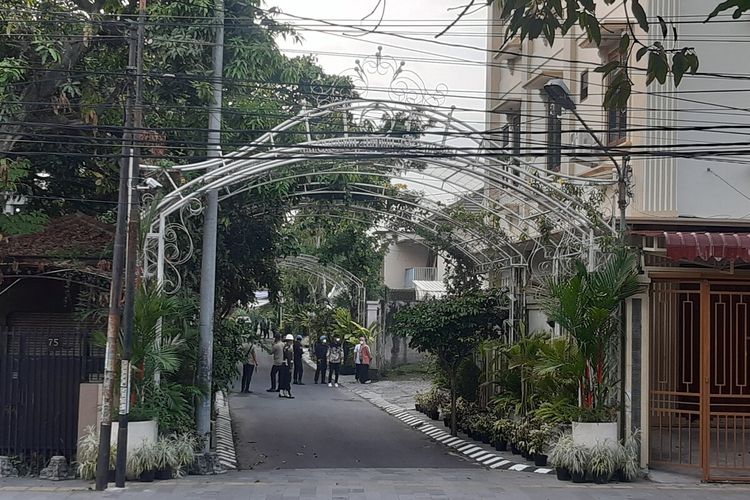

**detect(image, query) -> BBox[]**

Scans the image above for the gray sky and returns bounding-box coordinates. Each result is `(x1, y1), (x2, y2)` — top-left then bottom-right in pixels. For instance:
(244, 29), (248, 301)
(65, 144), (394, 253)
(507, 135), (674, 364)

(270, 0), (491, 199)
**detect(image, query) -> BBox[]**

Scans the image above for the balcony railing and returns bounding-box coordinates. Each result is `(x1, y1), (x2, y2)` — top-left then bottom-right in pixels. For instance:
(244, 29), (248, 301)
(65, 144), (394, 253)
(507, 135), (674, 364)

(404, 267), (438, 288)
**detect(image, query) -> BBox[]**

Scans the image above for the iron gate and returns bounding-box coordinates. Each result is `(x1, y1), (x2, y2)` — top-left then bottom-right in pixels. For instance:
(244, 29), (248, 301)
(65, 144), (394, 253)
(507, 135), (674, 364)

(0, 326), (104, 470)
(649, 280), (750, 481)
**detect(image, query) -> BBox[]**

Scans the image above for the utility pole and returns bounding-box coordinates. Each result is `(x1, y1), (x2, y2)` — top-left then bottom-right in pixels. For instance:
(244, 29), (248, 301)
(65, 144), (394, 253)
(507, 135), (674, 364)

(196, 0), (224, 452)
(114, 0), (146, 487)
(95, 21), (138, 493)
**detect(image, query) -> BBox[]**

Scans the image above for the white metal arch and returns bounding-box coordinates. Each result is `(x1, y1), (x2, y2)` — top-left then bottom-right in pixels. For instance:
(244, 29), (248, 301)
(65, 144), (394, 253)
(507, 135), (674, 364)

(277, 254), (366, 323)
(142, 98), (616, 295)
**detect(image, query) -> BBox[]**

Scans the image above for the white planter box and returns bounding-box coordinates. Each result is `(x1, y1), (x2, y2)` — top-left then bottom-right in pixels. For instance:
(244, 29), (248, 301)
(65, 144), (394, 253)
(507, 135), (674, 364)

(571, 421), (618, 448)
(111, 420), (158, 455)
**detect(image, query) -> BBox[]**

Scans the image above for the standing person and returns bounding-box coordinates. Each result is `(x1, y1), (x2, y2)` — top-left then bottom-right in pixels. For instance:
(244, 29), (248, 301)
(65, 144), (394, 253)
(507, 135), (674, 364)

(327, 336), (343, 387)
(358, 336), (372, 384)
(293, 335), (305, 384)
(314, 336), (329, 384)
(353, 339), (362, 382)
(266, 333), (283, 392)
(279, 334), (295, 398)
(240, 339), (258, 393)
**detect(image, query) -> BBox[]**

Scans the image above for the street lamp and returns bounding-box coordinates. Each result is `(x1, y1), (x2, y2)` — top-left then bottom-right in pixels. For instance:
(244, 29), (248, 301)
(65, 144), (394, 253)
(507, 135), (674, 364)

(543, 78), (629, 239)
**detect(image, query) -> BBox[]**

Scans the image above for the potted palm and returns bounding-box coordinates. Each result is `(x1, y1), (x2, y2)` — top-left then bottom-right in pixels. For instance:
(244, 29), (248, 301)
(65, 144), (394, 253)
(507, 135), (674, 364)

(541, 248), (642, 444)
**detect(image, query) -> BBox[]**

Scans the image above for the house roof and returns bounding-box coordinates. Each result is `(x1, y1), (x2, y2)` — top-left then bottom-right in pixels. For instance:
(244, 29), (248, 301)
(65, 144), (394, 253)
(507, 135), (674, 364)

(0, 214), (114, 261)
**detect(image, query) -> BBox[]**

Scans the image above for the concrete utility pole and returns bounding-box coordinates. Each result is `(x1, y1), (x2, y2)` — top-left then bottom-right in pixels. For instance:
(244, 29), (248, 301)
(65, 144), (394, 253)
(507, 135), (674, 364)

(114, 0), (146, 487)
(94, 22), (137, 493)
(196, 0), (224, 452)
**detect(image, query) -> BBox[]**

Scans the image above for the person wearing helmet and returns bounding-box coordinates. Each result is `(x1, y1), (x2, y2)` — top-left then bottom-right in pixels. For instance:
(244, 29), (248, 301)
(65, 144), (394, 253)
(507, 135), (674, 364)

(327, 335), (343, 387)
(313, 335), (329, 384)
(293, 334), (305, 384)
(279, 333), (295, 398)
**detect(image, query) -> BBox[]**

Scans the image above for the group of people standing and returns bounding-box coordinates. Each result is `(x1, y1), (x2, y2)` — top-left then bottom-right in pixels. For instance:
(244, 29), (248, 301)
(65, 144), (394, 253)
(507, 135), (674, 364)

(239, 333), (373, 398)
(314, 335), (372, 386)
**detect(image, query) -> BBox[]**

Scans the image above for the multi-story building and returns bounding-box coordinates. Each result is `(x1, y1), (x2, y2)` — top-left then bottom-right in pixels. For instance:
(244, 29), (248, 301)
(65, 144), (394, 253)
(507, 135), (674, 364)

(485, 1), (750, 480)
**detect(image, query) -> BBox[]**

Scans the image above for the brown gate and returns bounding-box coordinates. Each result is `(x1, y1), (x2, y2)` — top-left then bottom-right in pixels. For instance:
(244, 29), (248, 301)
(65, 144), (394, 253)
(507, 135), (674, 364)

(649, 280), (750, 481)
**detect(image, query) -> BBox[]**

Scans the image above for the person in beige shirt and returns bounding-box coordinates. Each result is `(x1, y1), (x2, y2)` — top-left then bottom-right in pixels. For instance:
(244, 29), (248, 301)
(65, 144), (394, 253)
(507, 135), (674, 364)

(266, 333), (284, 392)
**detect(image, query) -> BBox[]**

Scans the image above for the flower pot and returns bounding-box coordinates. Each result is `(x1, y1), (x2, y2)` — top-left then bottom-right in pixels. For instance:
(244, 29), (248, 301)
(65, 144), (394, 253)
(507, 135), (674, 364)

(592, 472), (609, 484)
(534, 454), (548, 467)
(481, 433), (491, 444)
(510, 443), (520, 455)
(155, 467), (173, 480)
(556, 467), (571, 481)
(570, 470), (587, 483)
(139, 469), (156, 482)
(613, 469), (631, 482)
(415, 404), (421, 412)
(429, 410), (440, 421)
(494, 440), (507, 452)
(444, 419), (451, 428)
(107, 469), (116, 483)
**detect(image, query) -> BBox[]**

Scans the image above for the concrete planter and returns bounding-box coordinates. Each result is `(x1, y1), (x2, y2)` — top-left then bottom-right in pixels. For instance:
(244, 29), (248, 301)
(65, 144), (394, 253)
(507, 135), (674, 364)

(111, 420), (158, 454)
(571, 421), (618, 448)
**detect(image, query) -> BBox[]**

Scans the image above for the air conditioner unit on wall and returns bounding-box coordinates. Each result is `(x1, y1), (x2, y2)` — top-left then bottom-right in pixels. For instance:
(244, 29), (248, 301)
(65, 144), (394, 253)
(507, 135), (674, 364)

(570, 130), (602, 167)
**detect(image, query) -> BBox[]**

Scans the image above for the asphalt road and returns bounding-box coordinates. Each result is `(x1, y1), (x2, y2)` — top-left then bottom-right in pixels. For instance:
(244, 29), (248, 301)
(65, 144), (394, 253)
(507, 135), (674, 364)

(230, 349), (473, 470)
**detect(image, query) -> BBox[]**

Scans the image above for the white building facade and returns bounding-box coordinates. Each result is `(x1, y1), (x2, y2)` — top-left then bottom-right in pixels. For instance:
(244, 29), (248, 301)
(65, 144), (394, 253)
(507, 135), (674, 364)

(485, 1), (750, 481)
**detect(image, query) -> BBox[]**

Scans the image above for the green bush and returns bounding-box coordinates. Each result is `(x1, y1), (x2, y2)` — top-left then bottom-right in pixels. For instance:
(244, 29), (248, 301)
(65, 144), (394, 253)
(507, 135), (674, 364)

(455, 358), (481, 402)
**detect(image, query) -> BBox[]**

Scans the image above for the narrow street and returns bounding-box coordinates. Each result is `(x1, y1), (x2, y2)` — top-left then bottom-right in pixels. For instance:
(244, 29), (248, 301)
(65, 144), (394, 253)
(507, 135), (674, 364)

(230, 349), (472, 470)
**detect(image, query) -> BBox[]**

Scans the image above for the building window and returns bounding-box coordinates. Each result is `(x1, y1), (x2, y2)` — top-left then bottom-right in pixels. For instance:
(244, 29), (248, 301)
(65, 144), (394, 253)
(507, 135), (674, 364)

(606, 49), (628, 145)
(546, 98), (562, 172)
(580, 70), (589, 101)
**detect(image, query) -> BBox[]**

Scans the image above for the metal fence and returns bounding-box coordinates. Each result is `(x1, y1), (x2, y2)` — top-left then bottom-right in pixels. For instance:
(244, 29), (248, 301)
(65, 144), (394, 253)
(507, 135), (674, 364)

(0, 327), (104, 471)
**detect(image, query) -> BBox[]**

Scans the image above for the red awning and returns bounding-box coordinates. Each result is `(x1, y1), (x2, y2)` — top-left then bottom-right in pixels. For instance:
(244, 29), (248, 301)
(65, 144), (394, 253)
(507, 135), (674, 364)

(661, 232), (750, 263)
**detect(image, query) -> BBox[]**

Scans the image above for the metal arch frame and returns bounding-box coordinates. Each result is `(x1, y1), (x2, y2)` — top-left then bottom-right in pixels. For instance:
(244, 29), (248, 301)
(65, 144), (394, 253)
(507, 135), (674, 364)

(142, 98), (618, 297)
(277, 254), (366, 324)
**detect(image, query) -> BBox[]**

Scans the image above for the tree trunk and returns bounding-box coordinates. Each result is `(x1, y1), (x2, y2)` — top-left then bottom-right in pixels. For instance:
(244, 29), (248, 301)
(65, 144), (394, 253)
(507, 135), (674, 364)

(450, 369), (457, 437)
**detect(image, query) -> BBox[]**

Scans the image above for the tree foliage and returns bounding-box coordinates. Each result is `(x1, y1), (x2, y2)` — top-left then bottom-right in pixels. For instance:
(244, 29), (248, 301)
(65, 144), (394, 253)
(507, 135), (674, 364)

(393, 289), (508, 435)
(447, 1), (750, 109)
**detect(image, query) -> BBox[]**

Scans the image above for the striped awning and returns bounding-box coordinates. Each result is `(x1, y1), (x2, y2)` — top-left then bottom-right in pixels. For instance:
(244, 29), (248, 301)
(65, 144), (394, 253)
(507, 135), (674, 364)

(660, 232), (750, 263)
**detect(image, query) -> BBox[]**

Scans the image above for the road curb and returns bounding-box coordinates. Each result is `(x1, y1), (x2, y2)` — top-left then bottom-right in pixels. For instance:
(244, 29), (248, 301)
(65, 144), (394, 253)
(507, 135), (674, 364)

(215, 391), (237, 470)
(347, 386), (553, 475)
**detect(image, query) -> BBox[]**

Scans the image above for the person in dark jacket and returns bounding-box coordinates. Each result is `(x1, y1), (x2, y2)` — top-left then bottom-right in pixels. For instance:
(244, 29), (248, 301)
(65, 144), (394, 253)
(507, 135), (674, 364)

(314, 336), (329, 384)
(293, 335), (305, 384)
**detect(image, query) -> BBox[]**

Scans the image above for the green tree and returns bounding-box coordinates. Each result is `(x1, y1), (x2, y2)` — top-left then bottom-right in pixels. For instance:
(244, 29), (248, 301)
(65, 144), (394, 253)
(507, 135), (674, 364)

(443, 1), (749, 108)
(393, 289), (509, 436)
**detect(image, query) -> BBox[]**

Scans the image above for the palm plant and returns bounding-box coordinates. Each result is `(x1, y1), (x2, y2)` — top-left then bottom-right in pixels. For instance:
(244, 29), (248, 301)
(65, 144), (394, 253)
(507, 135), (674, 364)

(540, 247), (642, 412)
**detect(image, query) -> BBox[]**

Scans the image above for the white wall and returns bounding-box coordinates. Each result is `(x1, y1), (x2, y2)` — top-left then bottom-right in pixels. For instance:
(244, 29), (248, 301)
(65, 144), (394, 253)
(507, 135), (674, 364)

(382, 240), (432, 289)
(671, 0), (750, 219)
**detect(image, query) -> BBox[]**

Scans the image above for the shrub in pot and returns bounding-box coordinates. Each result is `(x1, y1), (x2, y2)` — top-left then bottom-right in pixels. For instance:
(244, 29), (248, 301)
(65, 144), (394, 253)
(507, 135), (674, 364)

(589, 442), (617, 484)
(128, 442), (159, 482)
(614, 430), (641, 482)
(172, 433), (198, 477)
(568, 442), (590, 483)
(528, 424), (553, 467)
(548, 433), (573, 481)
(77, 425), (117, 481)
(491, 419), (512, 451)
(154, 437), (177, 480)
